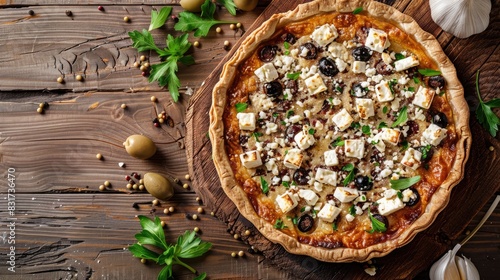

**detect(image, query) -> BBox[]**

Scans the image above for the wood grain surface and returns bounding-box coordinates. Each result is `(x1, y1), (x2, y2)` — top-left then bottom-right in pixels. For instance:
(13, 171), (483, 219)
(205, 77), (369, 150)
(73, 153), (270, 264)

(0, 0), (498, 279)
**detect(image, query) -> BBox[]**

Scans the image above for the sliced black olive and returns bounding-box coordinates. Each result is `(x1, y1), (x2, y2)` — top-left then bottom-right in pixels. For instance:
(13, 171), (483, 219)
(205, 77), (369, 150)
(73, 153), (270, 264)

(375, 60), (393, 75)
(351, 83), (368, 97)
(354, 175), (373, 191)
(286, 124), (302, 141)
(372, 214), (389, 230)
(432, 112), (448, 128)
(428, 75), (446, 89)
(299, 43), (317, 60)
(293, 168), (310, 185)
(284, 80), (298, 94)
(318, 57), (339, 77)
(405, 188), (420, 207)
(264, 81), (283, 98)
(352, 46), (372, 61)
(281, 33), (297, 44)
(298, 214), (314, 232)
(258, 45), (278, 62)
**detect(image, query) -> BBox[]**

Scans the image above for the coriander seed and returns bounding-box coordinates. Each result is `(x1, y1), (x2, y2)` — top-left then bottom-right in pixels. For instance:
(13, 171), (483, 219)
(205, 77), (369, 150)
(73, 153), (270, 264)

(168, 206), (175, 213)
(489, 146), (494, 151)
(192, 214), (198, 220)
(244, 230), (251, 236)
(132, 184), (138, 190)
(236, 22), (242, 28)
(231, 252), (236, 258)
(39, 102), (45, 108)
(36, 108), (43, 114)
(104, 181), (110, 187)
(230, 24), (236, 30)
(195, 197), (201, 202)
(233, 233), (239, 240)
(133, 61), (140, 68)
(143, 62), (150, 68)
(140, 65), (147, 72)
(123, 16), (130, 22)
(197, 207), (204, 214)
(121, 103), (127, 109)
(99, 185), (105, 191)
(158, 118), (164, 124)
(193, 41), (200, 48)
(210, 211), (214, 216)
(152, 199), (159, 206)
(183, 183), (189, 189)
(194, 227), (200, 232)
(76, 74), (83, 81)
(224, 40), (230, 46)
(238, 251), (244, 257)
(163, 208), (169, 214)
(139, 179), (144, 184)
(216, 27), (222, 33)
(140, 258), (146, 264)
(139, 184), (145, 191)
(140, 55), (146, 61)
(150, 96), (157, 102)
(96, 153), (103, 160)
(185, 174), (191, 180)
(126, 183), (132, 189)
(57, 76), (64, 83)
(161, 221), (166, 227)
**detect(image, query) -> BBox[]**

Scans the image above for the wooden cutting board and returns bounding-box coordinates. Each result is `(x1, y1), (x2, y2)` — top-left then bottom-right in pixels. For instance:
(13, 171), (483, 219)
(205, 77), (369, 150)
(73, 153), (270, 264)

(185, 1), (500, 279)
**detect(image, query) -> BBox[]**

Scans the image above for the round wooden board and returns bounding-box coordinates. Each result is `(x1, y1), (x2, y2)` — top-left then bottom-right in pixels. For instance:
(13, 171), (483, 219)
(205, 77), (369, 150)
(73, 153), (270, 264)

(185, 1), (500, 279)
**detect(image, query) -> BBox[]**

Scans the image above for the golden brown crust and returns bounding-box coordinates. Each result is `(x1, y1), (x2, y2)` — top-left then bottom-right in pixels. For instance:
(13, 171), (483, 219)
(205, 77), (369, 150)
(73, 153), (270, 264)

(210, 0), (471, 262)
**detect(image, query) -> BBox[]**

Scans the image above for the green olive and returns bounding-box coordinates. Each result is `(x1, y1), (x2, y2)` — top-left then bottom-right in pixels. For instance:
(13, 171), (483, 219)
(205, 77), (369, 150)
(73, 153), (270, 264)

(180, 0), (206, 12)
(234, 0), (258, 12)
(123, 135), (157, 160)
(144, 172), (174, 200)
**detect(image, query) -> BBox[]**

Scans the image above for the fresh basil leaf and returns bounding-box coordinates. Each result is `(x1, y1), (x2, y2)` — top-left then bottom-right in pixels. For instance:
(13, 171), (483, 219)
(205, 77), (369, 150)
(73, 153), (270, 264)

(353, 7), (363, 14)
(332, 137), (345, 146)
(362, 125), (371, 135)
(282, 181), (290, 188)
(235, 102), (247, 112)
(349, 205), (356, 216)
(395, 53), (405, 60)
(378, 122), (388, 129)
(475, 70), (500, 137)
(260, 176), (269, 194)
(390, 176), (421, 190)
(391, 106), (408, 127)
(274, 218), (287, 229)
(342, 163), (354, 172)
(413, 76), (420, 84)
(149, 7), (172, 31)
(367, 213), (387, 233)
(418, 68), (441, 76)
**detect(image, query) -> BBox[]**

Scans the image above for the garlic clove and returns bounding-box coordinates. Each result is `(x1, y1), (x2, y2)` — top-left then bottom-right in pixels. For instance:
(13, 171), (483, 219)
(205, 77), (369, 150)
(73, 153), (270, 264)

(429, 244), (462, 280)
(429, 0), (492, 38)
(456, 255), (480, 280)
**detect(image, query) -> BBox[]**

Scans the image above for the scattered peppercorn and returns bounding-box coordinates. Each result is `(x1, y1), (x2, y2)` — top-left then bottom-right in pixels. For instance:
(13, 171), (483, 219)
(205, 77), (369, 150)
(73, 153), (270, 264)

(140, 65), (147, 72)
(140, 55), (146, 61)
(169, 207), (175, 213)
(244, 230), (251, 236)
(36, 108), (44, 114)
(99, 185), (105, 191)
(139, 184), (145, 191)
(197, 207), (204, 214)
(192, 214), (198, 220)
(210, 211), (214, 216)
(182, 183), (189, 189)
(238, 251), (244, 257)
(231, 252), (237, 258)
(28, 10), (35, 16)
(123, 16), (130, 22)
(141, 71), (149, 77)
(193, 41), (200, 48)
(194, 227), (200, 232)
(126, 183), (132, 189)
(152, 199), (159, 206)
(489, 146), (495, 151)
(158, 118), (165, 124)
(229, 24), (236, 30)
(160, 221), (166, 227)
(65, 10), (72, 17)
(120, 104), (127, 109)
(132, 172), (140, 180)
(57, 76), (64, 83)
(216, 27), (222, 33)
(185, 174), (191, 180)
(133, 62), (140, 68)
(132, 184), (138, 190)
(140, 258), (146, 264)
(171, 15), (179, 23)
(97, 6), (104, 12)
(236, 22), (242, 28)
(38, 103), (44, 108)
(195, 197), (201, 202)
(125, 175), (131, 181)
(233, 234), (239, 240)
(96, 153), (103, 160)
(104, 181), (110, 187)
(143, 62), (150, 68)
(224, 41), (231, 51)
(150, 96), (157, 102)
(139, 179), (144, 184)
(185, 213), (192, 219)
(76, 74), (83, 81)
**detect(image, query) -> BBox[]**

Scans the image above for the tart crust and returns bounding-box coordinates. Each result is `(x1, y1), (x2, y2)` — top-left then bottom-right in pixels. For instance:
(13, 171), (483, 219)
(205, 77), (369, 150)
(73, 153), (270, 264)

(209, 0), (471, 262)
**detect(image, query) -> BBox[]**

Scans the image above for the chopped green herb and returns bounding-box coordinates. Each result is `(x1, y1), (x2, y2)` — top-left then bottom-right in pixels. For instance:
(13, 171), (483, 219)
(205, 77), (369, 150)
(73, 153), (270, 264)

(420, 144), (432, 160)
(400, 140), (409, 151)
(342, 163), (356, 186)
(216, 0), (237, 16)
(274, 218), (287, 229)
(383, 106), (388, 114)
(407, 87), (415, 92)
(332, 137), (345, 147)
(260, 176), (269, 194)
(283, 93), (289, 100)
(282, 181), (290, 189)
(287, 72), (301, 80)
(370, 140), (379, 145)
(342, 163), (354, 172)
(349, 205), (356, 216)
(300, 206), (306, 212)
(253, 132), (263, 142)
(475, 71), (500, 137)
(374, 162), (380, 166)
(390, 176), (421, 190)
(235, 102), (247, 112)
(391, 106), (408, 127)
(148, 7), (172, 31)
(291, 216), (298, 225)
(308, 128), (316, 135)
(378, 122), (388, 129)
(336, 86), (343, 92)
(397, 191), (403, 199)
(128, 216), (211, 280)
(413, 76), (420, 84)
(351, 122), (361, 129)
(281, 121), (287, 125)
(367, 213), (387, 233)
(418, 69), (441, 76)
(389, 79), (397, 95)
(439, 90), (445, 96)
(311, 209), (318, 218)
(352, 7), (363, 14)
(362, 125), (371, 135)
(174, 0), (236, 37)
(272, 112), (279, 118)
(332, 222), (338, 231)
(284, 41), (290, 50)
(395, 53), (405, 60)
(286, 110), (294, 118)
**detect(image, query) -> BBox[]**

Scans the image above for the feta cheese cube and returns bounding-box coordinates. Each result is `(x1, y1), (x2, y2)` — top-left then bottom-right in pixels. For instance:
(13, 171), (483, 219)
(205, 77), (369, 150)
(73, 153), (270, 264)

(324, 150), (339, 166)
(382, 52), (393, 65)
(305, 73), (327, 95)
(239, 150), (262, 168)
(317, 203), (342, 223)
(275, 192), (298, 213)
(401, 147), (422, 170)
(335, 58), (348, 72)
(283, 148), (303, 169)
(236, 113), (256, 131)
(394, 56), (420, 72)
(352, 61), (366, 73)
(298, 189), (319, 206)
(332, 108), (354, 131)
(254, 63), (279, 83)
(356, 98), (375, 119)
(375, 80), (394, 102)
(334, 187), (359, 203)
(365, 28), (391, 53)
(345, 139), (365, 159)
(412, 87), (435, 109)
(311, 24), (338, 46)
(421, 123), (447, 146)
(315, 168), (337, 186)
(294, 130), (316, 150)
(377, 195), (404, 215)
(379, 128), (401, 145)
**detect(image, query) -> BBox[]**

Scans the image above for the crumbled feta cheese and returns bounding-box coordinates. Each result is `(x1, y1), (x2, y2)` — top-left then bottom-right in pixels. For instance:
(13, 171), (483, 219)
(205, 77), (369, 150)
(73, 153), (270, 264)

(265, 122), (278, 135)
(294, 130), (316, 150)
(356, 98), (375, 119)
(324, 150), (339, 166)
(254, 63), (279, 82)
(345, 139), (365, 159)
(401, 147), (422, 170)
(239, 150), (262, 168)
(379, 168), (392, 178)
(265, 158), (279, 175)
(249, 93), (274, 111)
(421, 123), (447, 146)
(377, 195), (404, 215)
(315, 168), (337, 186)
(276, 192), (298, 213)
(283, 148), (303, 169)
(311, 24), (338, 46)
(413, 87), (435, 109)
(371, 74), (384, 83)
(333, 187), (359, 203)
(345, 214), (355, 222)
(394, 56), (420, 72)
(382, 52), (393, 65)
(365, 28), (391, 53)
(332, 108), (354, 131)
(317, 203), (342, 223)
(236, 113), (256, 131)
(402, 189), (416, 203)
(365, 67), (376, 77)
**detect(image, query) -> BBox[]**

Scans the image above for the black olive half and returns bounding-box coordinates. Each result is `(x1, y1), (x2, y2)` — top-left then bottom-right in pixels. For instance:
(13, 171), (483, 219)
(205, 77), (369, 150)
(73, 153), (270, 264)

(354, 175), (373, 191)
(258, 45), (278, 62)
(299, 43), (317, 60)
(264, 81), (283, 98)
(372, 214), (389, 231)
(351, 83), (368, 97)
(318, 57), (339, 77)
(352, 46), (372, 61)
(428, 75), (446, 89)
(281, 33), (297, 44)
(293, 168), (310, 185)
(432, 112), (448, 128)
(286, 124), (302, 141)
(298, 214), (314, 232)
(405, 188), (420, 207)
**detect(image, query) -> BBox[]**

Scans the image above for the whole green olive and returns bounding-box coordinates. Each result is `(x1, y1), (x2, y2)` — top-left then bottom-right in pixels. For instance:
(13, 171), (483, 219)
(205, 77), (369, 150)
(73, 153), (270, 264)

(234, 0), (258, 12)
(123, 135), (156, 160)
(143, 173), (174, 200)
(180, 0), (206, 12)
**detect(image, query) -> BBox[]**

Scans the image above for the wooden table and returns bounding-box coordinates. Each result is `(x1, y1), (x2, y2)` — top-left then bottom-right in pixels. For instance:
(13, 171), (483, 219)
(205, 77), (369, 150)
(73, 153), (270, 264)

(0, 1), (498, 279)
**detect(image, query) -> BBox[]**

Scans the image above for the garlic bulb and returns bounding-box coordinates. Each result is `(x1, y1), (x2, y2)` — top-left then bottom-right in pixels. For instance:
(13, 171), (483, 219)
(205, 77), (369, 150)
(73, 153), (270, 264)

(429, 0), (491, 38)
(457, 255), (480, 280)
(429, 244), (462, 280)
